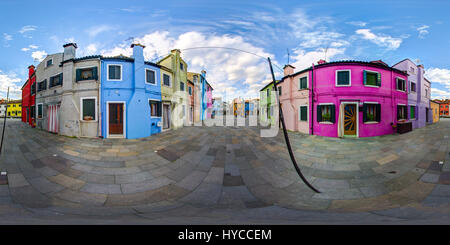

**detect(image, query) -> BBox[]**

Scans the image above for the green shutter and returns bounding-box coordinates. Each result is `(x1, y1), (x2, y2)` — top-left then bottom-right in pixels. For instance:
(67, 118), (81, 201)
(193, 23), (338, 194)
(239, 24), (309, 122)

(376, 104), (381, 122)
(331, 105), (335, 123)
(317, 105), (322, 122)
(93, 67), (98, 80)
(76, 69), (81, 81)
(376, 73), (381, 86)
(363, 103), (367, 122)
(363, 70), (367, 85)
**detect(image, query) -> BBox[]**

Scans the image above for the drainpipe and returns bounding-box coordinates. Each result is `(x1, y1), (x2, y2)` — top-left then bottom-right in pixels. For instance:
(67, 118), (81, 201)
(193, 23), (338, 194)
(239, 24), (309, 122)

(97, 58), (102, 138)
(310, 64), (314, 135)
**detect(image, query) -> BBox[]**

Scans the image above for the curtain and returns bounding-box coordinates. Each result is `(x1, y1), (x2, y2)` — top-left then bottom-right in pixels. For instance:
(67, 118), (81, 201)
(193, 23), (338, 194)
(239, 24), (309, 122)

(337, 103), (345, 138)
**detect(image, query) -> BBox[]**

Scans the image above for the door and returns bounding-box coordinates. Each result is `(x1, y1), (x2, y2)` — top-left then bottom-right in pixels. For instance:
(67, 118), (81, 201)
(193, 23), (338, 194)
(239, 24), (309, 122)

(163, 104), (170, 129)
(426, 108), (429, 122)
(190, 106), (193, 123)
(344, 104), (357, 135)
(109, 103), (124, 135)
(47, 104), (60, 133)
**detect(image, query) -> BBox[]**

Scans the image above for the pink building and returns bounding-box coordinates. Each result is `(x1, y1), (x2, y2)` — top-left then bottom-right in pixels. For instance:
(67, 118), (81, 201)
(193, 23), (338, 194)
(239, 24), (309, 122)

(206, 82), (213, 119)
(278, 60), (409, 138)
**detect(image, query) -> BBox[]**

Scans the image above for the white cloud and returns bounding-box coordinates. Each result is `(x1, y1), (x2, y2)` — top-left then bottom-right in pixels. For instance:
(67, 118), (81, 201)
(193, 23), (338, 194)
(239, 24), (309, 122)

(102, 31), (274, 99)
(431, 87), (450, 99)
(290, 47), (346, 71)
(0, 71), (22, 99)
(3, 33), (12, 41)
(21, 44), (38, 52)
(417, 25), (429, 39)
(355, 29), (402, 50)
(425, 68), (450, 87)
(31, 50), (47, 62)
(87, 25), (114, 37)
(346, 21), (367, 27)
(19, 25), (37, 34)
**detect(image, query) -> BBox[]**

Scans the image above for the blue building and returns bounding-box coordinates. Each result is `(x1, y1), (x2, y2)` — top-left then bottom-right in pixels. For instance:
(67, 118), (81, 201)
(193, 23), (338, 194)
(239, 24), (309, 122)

(100, 44), (162, 139)
(200, 70), (207, 121)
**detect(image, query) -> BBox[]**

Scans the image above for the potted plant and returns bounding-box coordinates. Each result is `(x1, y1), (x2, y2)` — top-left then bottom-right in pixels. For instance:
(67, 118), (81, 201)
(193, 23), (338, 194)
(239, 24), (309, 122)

(83, 115), (93, 121)
(322, 113), (331, 122)
(367, 114), (375, 121)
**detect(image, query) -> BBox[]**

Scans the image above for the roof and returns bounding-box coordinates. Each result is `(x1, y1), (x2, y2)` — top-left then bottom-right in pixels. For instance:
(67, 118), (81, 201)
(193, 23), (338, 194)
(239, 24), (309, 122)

(278, 60), (408, 85)
(60, 54), (160, 67)
(259, 80), (279, 91)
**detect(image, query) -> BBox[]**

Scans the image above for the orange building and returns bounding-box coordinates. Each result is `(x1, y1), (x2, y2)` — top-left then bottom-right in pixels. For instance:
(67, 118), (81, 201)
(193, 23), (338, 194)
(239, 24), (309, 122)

(435, 99), (449, 117)
(430, 100), (440, 123)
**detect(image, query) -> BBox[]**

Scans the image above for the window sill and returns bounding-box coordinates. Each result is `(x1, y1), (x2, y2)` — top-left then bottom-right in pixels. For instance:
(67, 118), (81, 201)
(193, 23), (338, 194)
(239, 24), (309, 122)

(151, 116), (161, 119)
(336, 84), (351, 87)
(364, 121), (379, 124)
(298, 88), (309, 91)
(319, 121), (333, 124)
(364, 85), (380, 88)
(146, 82), (157, 86)
(49, 85), (62, 89)
(76, 79), (97, 82)
(80, 120), (97, 123)
(396, 90), (407, 93)
(107, 79), (122, 82)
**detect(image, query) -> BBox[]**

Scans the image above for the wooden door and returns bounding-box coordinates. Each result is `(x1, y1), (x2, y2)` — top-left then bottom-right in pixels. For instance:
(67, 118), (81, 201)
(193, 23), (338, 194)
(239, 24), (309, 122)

(109, 103), (123, 135)
(344, 104), (357, 135)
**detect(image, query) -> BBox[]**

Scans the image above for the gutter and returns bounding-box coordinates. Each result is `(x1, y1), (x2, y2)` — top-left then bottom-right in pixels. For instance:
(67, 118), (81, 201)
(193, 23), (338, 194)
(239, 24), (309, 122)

(311, 64), (314, 135)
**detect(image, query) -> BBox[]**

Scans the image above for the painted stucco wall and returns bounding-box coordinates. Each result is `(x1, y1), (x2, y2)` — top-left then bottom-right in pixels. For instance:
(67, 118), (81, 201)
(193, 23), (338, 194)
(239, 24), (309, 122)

(278, 71), (310, 134)
(206, 83), (213, 119)
(100, 47), (162, 139)
(393, 59), (432, 128)
(35, 53), (64, 131)
(312, 63), (408, 138)
(431, 101), (440, 123)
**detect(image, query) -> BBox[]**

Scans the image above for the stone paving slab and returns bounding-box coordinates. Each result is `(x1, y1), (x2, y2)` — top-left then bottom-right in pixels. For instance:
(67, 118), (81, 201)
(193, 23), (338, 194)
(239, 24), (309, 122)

(7, 173), (29, 188)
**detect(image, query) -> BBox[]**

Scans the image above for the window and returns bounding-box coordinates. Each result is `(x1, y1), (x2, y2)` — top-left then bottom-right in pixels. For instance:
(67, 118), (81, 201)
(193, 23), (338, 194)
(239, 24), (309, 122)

(76, 67), (98, 81)
(278, 86), (282, 95)
(37, 79), (47, 92)
(317, 104), (335, 123)
(37, 104), (43, 119)
(180, 63), (184, 71)
(149, 100), (162, 117)
(410, 106), (416, 119)
(163, 74), (171, 86)
(397, 105), (407, 120)
(409, 67), (415, 74)
(425, 89), (428, 98)
(363, 103), (381, 122)
(107, 65), (122, 80)
(396, 78), (406, 92)
(188, 86), (192, 95)
(182, 105), (186, 117)
(81, 98), (96, 121)
(364, 71), (381, 87)
(266, 89), (270, 98)
(145, 69), (156, 84)
(180, 82), (185, 91)
(299, 76), (308, 89)
(336, 70), (351, 86)
(193, 75), (198, 83)
(30, 82), (36, 95)
(410, 82), (416, 92)
(299, 105), (307, 121)
(46, 59), (53, 67)
(30, 105), (35, 119)
(49, 73), (63, 88)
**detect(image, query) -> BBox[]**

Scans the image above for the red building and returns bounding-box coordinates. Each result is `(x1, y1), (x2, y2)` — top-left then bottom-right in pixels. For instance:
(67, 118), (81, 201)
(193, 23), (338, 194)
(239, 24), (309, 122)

(438, 100), (449, 116)
(21, 65), (36, 127)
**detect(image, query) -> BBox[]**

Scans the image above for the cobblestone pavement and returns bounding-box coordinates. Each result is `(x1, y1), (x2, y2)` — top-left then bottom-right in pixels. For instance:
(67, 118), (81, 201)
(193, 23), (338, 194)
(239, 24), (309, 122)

(0, 118), (449, 224)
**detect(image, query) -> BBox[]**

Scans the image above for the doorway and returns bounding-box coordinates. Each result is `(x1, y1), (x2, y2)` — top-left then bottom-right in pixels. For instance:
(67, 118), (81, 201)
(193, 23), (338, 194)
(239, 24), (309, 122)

(163, 103), (171, 129)
(343, 103), (358, 136)
(108, 102), (125, 137)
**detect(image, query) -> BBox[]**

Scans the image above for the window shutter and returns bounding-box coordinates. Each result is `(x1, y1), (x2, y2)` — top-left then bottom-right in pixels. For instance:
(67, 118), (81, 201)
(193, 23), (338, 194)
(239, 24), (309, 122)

(59, 73), (63, 85)
(93, 67), (98, 80)
(376, 73), (381, 86)
(76, 69), (81, 82)
(363, 70), (367, 85)
(331, 105), (335, 123)
(376, 104), (381, 122)
(363, 104), (367, 122)
(317, 105), (322, 122)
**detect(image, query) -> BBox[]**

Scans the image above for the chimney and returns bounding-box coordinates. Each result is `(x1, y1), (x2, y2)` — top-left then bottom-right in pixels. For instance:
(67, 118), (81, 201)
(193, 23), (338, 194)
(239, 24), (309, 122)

(27, 65), (35, 77)
(317, 59), (326, 65)
(131, 43), (145, 62)
(63, 43), (77, 61)
(283, 64), (295, 76)
(201, 70), (206, 78)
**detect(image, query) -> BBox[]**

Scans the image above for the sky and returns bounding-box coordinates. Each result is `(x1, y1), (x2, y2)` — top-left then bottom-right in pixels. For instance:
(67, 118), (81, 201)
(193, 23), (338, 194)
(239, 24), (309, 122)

(1, 0), (449, 101)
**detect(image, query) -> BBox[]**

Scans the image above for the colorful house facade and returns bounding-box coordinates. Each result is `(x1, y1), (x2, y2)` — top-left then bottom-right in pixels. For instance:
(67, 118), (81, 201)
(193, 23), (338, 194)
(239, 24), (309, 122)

(259, 81), (276, 125)
(1, 100), (22, 118)
(430, 100), (440, 123)
(436, 99), (449, 116)
(157, 49), (188, 130)
(21, 65), (36, 126)
(187, 71), (202, 123)
(393, 59), (432, 128)
(100, 44), (162, 139)
(275, 60), (409, 138)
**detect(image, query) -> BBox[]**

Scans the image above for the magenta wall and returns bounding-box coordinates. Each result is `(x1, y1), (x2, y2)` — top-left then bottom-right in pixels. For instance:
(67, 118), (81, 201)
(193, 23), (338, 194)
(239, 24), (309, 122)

(311, 63), (408, 137)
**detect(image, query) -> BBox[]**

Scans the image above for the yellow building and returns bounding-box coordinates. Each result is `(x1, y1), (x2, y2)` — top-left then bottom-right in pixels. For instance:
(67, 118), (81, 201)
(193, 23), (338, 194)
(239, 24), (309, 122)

(430, 100), (440, 123)
(6, 100), (22, 118)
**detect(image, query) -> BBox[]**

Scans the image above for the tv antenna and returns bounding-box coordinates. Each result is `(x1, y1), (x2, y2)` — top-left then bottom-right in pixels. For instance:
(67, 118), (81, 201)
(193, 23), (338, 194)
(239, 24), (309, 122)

(287, 48), (290, 64)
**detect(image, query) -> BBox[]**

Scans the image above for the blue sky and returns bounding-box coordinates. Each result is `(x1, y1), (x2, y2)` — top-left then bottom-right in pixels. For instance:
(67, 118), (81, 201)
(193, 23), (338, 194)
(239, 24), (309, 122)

(1, 0), (449, 100)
